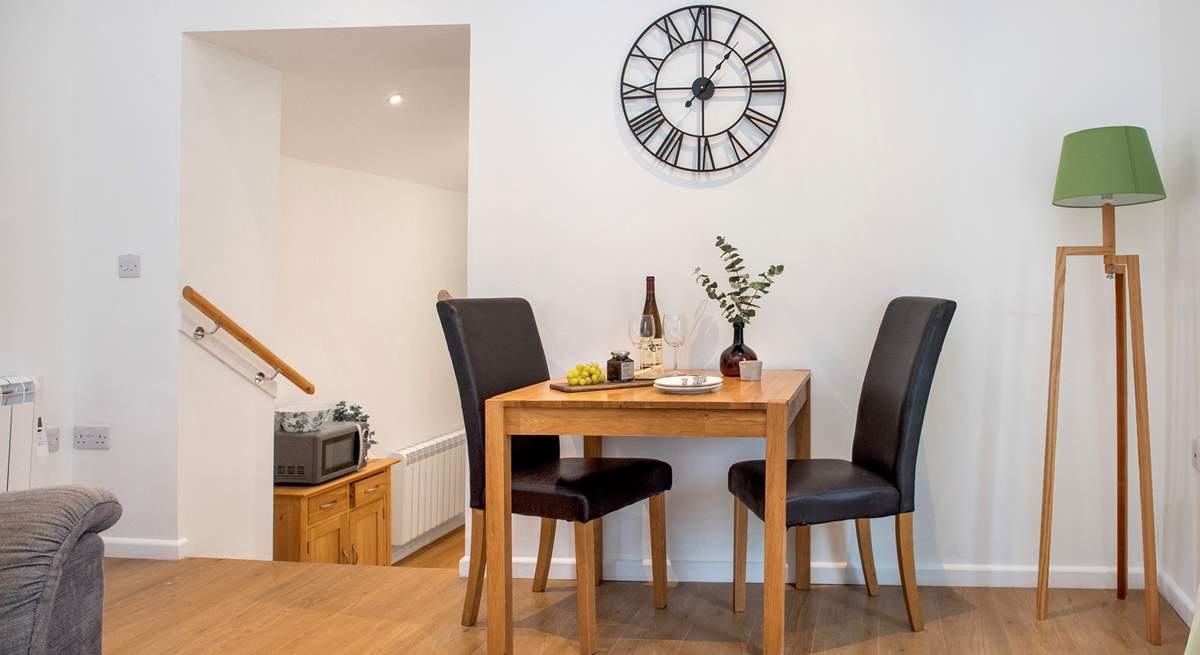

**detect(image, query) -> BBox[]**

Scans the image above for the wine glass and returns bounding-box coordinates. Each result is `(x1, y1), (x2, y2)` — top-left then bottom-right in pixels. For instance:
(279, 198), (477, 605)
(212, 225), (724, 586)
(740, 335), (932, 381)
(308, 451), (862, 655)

(628, 314), (655, 370)
(663, 313), (685, 374)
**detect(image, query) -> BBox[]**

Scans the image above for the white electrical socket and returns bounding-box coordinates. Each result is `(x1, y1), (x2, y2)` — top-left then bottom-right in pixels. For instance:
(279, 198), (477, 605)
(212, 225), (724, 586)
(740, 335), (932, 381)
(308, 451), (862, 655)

(118, 254), (141, 278)
(46, 426), (60, 453)
(1193, 439), (1200, 473)
(74, 425), (110, 450)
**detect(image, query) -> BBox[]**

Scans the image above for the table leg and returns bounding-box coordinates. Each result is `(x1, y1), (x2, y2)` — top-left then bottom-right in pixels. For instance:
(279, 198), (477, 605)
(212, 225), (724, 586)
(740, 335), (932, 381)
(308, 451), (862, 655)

(584, 436), (603, 586)
(484, 399), (513, 654)
(793, 382), (811, 590)
(763, 402), (789, 655)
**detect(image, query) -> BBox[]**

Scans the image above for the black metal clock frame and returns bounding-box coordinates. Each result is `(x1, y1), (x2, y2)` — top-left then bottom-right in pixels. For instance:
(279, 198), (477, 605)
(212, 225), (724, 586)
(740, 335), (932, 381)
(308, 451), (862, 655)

(620, 5), (787, 172)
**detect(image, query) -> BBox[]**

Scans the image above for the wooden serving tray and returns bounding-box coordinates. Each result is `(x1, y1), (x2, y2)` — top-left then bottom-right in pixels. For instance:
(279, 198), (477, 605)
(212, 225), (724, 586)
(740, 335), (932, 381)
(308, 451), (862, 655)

(549, 379), (655, 393)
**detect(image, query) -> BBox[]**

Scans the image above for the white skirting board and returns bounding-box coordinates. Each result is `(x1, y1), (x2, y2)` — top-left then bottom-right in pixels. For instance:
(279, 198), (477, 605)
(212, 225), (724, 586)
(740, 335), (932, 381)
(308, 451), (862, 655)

(457, 556), (1150, 588)
(457, 556), (1195, 624)
(102, 536), (188, 560)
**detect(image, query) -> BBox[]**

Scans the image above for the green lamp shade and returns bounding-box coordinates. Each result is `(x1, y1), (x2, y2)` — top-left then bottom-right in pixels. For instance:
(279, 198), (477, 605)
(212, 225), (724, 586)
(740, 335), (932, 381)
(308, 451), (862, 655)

(1052, 126), (1165, 207)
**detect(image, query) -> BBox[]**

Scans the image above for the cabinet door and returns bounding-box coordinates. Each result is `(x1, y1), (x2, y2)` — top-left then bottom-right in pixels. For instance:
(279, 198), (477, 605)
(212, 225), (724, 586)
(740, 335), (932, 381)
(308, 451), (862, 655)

(306, 515), (349, 564)
(349, 501), (388, 566)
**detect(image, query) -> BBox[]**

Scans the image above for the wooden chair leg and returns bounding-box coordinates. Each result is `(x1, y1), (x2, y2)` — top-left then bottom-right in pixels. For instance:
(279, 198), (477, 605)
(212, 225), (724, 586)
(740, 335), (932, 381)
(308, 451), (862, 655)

(574, 521), (598, 655)
(649, 493), (668, 609)
(461, 508), (487, 626)
(895, 512), (924, 632)
(532, 517), (556, 592)
(1124, 256), (1161, 645)
(733, 497), (747, 613)
(855, 518), (879, 596)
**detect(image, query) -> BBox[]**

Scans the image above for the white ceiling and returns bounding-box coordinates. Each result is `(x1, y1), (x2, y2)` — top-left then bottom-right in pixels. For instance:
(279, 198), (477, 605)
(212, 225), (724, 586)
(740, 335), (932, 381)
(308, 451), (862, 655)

(195, 26), (469, 192)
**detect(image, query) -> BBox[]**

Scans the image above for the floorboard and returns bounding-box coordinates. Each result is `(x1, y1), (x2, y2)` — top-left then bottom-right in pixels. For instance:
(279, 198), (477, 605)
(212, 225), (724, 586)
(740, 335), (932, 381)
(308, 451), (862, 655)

(102, 558), (1190, 654)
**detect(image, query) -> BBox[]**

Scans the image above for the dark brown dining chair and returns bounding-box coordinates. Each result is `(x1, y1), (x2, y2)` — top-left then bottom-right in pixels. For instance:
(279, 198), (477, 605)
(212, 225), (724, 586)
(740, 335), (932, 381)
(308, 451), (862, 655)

(437, 296), (671, 654)
(728, 296), (955, 632)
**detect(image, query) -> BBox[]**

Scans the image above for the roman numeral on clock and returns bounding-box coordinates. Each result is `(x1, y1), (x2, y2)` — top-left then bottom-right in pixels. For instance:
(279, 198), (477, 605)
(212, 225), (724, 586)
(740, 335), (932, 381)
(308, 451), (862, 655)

(629, 106), (665, 143)
(750, 78), (786, 94)
(621, 81), (656, 100)
(744, 108), (779, 136)
(689, 7), (712, 41)
(656, 127), (684, 165)
(630, 45), (664, 71)
(655, 15), (685, 50)
(743, 41), (776, 66)
(729, 132), (751, 163)
(697, 136), (715, 171)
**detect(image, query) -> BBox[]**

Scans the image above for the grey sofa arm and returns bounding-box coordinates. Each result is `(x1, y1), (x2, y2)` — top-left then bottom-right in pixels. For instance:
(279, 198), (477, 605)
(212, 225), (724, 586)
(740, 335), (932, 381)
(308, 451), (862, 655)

(0, 486), (122, 655)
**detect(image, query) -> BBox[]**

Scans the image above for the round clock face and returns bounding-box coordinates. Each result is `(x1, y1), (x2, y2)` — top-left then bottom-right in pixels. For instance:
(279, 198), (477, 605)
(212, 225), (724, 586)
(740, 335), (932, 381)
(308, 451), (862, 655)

(621, 5), (786, 172)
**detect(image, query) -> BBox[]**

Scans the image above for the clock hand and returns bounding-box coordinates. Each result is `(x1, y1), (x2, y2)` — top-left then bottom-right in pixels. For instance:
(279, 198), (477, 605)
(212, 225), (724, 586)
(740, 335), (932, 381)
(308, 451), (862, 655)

(686, 42), (738, 108)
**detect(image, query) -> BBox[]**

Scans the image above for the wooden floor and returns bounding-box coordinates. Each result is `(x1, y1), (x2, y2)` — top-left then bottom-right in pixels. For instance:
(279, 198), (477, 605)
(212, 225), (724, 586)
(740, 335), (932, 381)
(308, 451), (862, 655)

(395, 526), (465, 569)
(103, 557), (1189, 654)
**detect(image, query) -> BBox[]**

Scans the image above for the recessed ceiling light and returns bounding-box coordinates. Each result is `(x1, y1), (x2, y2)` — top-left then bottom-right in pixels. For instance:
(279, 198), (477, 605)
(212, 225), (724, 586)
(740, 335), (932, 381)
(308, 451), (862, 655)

(387, 93), (404, 106)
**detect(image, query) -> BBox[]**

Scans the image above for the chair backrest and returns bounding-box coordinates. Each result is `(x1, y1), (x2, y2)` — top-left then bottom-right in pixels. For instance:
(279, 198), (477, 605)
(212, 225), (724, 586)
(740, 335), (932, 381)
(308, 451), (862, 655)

(437, 298), (560, 509)
(850, 296), (956, 513)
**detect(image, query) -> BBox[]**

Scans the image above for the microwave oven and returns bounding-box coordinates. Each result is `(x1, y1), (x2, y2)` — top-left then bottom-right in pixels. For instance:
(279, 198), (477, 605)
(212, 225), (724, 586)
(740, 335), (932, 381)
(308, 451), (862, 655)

(275, 421), (362, 485)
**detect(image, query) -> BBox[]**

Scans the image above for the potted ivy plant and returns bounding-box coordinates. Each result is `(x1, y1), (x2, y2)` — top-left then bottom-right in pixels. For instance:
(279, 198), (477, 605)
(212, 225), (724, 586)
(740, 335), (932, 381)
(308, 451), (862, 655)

(693, 236), (784, 376)
(332, 401), (378, 466)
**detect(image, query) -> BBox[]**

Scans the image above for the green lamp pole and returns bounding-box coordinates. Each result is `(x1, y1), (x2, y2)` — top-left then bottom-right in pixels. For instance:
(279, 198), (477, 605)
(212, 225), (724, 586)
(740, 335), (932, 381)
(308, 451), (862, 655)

(1037, 126), (1166, 644)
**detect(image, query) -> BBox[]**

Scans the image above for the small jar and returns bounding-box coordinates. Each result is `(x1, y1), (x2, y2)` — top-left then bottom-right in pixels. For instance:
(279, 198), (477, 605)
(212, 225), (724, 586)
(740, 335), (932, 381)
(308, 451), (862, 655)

(607, 351), (635, 382)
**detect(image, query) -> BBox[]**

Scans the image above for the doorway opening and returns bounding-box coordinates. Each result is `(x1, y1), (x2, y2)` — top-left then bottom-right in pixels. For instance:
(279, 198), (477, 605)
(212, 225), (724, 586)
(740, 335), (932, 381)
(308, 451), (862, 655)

(178, 25), (469, 563)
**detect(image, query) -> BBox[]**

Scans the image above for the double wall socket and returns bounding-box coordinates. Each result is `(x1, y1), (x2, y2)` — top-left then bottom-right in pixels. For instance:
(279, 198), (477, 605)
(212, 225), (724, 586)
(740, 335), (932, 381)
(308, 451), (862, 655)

(74, 425), (110, 450)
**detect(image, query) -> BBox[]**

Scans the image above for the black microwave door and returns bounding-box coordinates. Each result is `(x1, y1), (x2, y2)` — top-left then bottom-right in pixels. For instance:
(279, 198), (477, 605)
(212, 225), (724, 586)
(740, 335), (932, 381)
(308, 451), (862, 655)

(321, 431), (360, 476)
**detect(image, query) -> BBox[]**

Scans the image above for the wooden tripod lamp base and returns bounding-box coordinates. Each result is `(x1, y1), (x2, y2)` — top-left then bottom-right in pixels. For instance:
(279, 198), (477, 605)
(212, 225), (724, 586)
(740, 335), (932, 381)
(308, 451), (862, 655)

(1035, 203), (1160, 645)
(1037, 125), (1166, 645)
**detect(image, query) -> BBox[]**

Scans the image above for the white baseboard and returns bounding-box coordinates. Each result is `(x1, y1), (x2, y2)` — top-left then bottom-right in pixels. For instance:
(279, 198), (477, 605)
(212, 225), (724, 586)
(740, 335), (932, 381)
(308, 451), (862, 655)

(1160, 570), (1196, 625)
(458, 556), (1152, 591)
(391, 513), (465, 564)
(102, 536), (188, 560)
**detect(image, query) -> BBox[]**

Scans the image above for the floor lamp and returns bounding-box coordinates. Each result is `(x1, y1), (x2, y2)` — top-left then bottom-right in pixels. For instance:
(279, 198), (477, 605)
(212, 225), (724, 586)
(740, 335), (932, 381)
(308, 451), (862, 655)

(1036, 126), (1166, 644)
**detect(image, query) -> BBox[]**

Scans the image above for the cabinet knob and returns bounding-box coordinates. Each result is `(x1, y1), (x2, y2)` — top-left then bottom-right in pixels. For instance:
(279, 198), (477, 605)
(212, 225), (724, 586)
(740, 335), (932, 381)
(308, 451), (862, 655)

(319, 500), (337, 510)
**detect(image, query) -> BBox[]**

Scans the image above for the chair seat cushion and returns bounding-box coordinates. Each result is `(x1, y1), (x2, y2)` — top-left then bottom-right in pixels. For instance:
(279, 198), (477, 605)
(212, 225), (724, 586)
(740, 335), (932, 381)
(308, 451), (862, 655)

(512, 457), (672, 523)
(728, 459), (900, 527)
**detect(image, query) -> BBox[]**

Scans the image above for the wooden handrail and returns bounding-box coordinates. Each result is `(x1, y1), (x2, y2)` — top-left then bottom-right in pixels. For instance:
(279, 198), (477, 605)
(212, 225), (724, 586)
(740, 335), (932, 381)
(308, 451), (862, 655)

(181, 285), (316, 395)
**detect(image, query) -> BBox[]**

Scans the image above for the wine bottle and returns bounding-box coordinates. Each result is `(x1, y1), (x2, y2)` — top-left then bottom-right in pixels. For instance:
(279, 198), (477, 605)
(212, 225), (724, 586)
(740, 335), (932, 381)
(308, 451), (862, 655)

(642, 276), (663, 369)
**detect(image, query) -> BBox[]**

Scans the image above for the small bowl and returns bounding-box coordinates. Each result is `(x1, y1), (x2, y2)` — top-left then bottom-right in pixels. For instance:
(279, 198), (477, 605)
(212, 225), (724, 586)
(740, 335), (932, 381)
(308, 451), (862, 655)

(275, 403), (332, 433)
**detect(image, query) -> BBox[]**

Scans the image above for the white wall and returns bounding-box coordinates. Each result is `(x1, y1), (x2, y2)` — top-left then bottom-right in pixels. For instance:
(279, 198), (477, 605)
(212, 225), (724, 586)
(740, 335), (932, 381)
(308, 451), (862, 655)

(0, 1), (74, 487)
(466, 0), (1169, 594)
(3, 0), (1194, 619)
(1159, 0), (1200, 623)
(274, 157), (466, 454)
(176, 36), (283, 559)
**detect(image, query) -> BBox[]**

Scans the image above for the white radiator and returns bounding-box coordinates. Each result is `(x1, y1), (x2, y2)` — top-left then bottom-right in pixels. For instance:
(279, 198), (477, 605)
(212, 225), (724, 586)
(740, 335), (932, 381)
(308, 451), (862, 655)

(390, 430), (467, 562)
(1, 376), (37, 492)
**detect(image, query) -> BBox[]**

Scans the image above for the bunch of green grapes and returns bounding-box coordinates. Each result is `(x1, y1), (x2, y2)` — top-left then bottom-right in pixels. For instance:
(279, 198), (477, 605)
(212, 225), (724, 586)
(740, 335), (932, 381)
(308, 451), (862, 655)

(567, 363), (605, 386)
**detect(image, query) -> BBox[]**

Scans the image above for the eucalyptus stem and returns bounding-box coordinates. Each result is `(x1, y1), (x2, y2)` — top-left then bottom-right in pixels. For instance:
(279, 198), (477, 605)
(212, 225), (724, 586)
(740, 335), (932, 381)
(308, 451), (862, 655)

(693, 236), (784, 326)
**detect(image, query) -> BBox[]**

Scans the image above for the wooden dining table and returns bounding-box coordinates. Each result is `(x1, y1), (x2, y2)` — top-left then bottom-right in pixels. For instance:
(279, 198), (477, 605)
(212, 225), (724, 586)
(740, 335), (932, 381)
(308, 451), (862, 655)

(484, 369), (812, 654)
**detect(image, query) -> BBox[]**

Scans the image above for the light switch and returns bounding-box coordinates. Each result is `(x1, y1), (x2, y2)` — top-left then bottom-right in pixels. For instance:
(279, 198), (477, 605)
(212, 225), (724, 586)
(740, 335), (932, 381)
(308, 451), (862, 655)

(118, 254), (141, 278)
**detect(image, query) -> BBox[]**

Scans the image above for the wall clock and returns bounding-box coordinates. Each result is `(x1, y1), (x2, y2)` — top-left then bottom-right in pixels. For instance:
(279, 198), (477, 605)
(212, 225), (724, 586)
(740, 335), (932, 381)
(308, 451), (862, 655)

(620, 5), (786, 172)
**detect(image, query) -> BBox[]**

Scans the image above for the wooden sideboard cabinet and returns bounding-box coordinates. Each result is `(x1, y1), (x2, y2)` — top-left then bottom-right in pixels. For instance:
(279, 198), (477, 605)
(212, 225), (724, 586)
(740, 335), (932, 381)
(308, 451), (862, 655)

(273, 458), (398, 566)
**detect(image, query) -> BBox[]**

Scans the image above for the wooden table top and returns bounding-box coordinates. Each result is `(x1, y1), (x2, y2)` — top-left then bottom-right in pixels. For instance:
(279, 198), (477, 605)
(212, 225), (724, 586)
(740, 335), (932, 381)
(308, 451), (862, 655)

(491, 369), (810, 411)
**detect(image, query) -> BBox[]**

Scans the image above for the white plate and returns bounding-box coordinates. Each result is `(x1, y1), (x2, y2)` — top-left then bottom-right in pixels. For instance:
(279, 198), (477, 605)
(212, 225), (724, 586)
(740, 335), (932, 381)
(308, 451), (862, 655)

(655, 383), (723, 395)
(654, 375), (723, 389)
